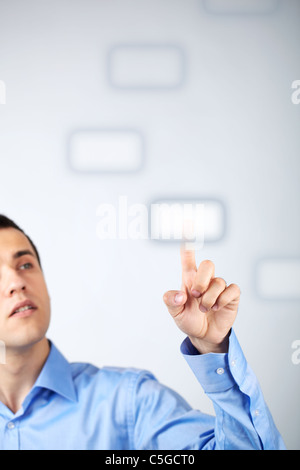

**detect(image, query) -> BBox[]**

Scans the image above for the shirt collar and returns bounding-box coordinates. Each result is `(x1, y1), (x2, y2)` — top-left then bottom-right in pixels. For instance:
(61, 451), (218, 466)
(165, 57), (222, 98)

(34, 340), (77, 403)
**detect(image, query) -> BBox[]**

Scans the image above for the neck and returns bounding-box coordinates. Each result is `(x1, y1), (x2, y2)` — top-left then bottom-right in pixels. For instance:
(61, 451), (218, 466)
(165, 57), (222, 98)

(0, 337), (50, 414)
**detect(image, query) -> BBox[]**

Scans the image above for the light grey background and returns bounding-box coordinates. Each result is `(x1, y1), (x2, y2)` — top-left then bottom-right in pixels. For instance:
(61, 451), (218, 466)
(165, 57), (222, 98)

(0, 0), (299, 450)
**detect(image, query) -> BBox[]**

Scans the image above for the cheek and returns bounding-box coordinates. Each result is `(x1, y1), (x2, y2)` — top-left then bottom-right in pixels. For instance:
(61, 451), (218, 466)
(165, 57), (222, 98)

(41, 283), (51, 313)
(32, 277), (51, 312)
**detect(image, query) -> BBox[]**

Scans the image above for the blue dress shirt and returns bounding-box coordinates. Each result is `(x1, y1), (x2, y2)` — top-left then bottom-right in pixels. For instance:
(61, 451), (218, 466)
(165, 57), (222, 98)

(0, 330), (285, 450)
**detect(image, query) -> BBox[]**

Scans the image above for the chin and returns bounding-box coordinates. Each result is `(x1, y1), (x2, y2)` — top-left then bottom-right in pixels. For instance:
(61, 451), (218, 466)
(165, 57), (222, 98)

(5, 322), (50, 352)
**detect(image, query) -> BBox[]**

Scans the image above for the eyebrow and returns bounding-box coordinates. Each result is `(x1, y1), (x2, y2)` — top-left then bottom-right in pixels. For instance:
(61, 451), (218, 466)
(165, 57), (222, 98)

(12, 250), (36, 260)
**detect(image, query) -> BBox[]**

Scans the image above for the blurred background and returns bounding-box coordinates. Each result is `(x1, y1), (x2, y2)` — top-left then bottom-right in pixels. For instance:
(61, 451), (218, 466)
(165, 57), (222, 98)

(0, 0), (299, 450)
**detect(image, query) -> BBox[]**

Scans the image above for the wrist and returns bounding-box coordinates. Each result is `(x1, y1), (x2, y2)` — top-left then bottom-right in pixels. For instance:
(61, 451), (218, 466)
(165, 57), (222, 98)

(189, 333), (230, 355)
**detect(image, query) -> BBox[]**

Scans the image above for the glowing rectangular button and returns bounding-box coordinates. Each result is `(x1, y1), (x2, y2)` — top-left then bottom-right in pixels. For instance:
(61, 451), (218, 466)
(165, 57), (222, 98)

(68, 130), (143, 172)
(150, 199), (225, 246)
(256, 258), (300, 299)
(108, 45), (184, 89)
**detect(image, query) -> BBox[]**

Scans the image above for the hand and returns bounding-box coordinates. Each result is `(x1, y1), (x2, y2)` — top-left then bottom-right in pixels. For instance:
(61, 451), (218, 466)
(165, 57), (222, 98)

(163, 246), (241, 354)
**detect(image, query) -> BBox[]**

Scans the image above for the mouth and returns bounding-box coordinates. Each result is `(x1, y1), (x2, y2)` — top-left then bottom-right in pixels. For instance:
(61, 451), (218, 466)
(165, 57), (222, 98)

(10, 300), (37, 318)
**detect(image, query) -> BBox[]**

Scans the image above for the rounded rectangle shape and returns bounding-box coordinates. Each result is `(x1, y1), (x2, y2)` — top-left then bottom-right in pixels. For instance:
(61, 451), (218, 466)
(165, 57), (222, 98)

(68, 129), (144, 173)
(149, 198), (226, 246)
(255, 257), (300, 300)
(107, 44), (186, 90)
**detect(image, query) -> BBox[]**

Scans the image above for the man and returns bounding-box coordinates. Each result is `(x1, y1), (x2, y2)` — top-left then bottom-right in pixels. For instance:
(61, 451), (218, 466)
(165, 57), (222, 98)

(0, 214), (285, 450)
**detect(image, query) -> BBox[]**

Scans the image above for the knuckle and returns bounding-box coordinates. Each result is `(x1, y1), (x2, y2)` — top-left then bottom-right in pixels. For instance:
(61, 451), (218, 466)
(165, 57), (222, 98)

(230, 283), (241, 294)
(201, 259), (214, 270)
(228, 283), (241, 299)
(214, 277), (226, 288)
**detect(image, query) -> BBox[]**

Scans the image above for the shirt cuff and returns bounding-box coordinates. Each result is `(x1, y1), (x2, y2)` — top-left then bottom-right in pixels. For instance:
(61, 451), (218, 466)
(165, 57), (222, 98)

(180, 329), (247, 393)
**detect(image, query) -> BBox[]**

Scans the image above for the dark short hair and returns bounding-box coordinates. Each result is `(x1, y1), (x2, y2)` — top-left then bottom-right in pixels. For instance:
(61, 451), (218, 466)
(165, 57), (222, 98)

(0, 215), (42, 268)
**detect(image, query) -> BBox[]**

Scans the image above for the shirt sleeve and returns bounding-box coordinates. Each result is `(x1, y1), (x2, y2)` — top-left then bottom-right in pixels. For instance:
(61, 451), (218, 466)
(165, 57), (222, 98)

(129, 329), (286, 450)
(180, 329), (286, 450)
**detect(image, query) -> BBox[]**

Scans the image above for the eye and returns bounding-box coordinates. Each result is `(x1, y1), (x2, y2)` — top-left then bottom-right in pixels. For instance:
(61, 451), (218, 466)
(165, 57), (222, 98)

(20, 262), (33, 270)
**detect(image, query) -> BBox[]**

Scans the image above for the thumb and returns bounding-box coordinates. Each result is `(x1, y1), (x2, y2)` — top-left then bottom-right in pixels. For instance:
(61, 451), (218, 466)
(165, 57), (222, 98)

(163, 290), (187, 318)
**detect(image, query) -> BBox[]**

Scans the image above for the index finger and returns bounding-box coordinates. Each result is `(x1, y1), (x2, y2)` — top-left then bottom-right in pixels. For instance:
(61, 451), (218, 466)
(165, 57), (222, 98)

(180, 244), (197, 273)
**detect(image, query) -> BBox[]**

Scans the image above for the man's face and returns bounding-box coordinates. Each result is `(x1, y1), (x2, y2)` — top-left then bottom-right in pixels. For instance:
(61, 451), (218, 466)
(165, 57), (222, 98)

(0, 228), (51, 352)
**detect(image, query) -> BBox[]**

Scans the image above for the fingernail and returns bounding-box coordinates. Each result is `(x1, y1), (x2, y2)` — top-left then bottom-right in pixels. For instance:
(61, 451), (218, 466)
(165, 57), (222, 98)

(199, 304), (207, 313)
(175, 293), (184, 304)
(212, 304), (218, 311)
(191, 289), (201, 298)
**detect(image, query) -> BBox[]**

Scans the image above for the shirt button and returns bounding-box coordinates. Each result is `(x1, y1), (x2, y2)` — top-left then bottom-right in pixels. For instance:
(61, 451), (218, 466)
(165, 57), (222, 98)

(7, 421), (15, 430)
(216, 367), (224, 375)
(254, 409), (260, 417)
(231, 360), (236, 367)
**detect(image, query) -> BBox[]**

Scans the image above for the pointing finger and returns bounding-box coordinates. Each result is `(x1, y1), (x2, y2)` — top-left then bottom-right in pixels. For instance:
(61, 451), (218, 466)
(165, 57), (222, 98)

(180, 245), (197, 291)
(180, 245), (197, 274)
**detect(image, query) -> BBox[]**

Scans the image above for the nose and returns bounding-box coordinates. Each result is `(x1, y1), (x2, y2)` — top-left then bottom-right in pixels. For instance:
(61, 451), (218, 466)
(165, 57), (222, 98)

(3, 269), (26, 297)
